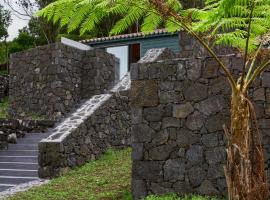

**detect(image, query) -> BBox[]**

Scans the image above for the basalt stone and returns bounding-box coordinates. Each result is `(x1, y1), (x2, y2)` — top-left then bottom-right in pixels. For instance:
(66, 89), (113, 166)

(188, 166), (206, 187)
(217, 178), (227, 195)
(149, 122), (162, 131)
(178, 148), (185, 158)
(164, 159), (186, 181)
(253, 88), (265, 101)
(173, 181), (191, 195)
(132, 123), (154, 143)
(138, 48), (176, 63)
(144, 107), (163, 122)
(266, 88), (270, 103)
(177, 128), (200, 147)
(159, 81), (174, 91)
(187, 58), (202, 81)
(132, 143), (144, 161)
(265, 104), (270, 116)
(205, 114), (226, 132)
(205, 147), (226, 164)
(133, 161), (163, 181)
(209, 76), (230, 95)
(207, 164), (224, 179)
(186, 145), (204, 165)
(186, 111), (204, 131)
(132, 179), (148, 200)
(184, 83), (208, 102)
(201, 133), (219, 148)
(162, 117), (181, 128)
(258, 118), (270, 129)
(262, 72), (270, 88)
(203, 58), (219, 78)
(196, 180), (219, 196)
(148, 142), (177, 161)
(130, 63), (139, 80)
(173, 103), (194, 118)
(176, 63), (187, 80)
(131, 80), (158, 107)
(195, 96), (226, 116)
(159, 91), (184, 104)
(150, 183), (173, 195)
(151, 129), (169, 146)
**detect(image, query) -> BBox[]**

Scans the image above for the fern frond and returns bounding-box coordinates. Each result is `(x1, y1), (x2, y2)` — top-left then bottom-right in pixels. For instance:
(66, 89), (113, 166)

(110, 5), (146, 35)
(141, 12), (163, 33)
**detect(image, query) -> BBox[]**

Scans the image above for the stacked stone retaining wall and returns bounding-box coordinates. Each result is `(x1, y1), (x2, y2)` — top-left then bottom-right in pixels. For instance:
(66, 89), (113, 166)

(9, 43), (119, 120)
(0, 75), (8, 100)
(38, 74), (131, 178)
(131, 50), (270, 199)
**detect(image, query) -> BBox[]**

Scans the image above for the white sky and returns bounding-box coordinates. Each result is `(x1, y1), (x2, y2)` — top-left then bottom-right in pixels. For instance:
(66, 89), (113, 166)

(1, 1), (30, 41)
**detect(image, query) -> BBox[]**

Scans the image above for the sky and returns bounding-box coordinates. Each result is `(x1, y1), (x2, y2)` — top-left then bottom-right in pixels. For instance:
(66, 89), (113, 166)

(1, 1), (30, 41)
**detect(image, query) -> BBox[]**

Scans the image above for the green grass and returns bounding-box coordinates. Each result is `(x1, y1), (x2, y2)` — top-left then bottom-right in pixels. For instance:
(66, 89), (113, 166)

(8, 149), (132, 200)
(7, 148), (224, 200)
(0, 97), (9, 118)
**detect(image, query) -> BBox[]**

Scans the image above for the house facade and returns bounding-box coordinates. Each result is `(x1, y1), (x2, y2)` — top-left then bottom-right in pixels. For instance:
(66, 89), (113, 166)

(81, 29), (180, 78)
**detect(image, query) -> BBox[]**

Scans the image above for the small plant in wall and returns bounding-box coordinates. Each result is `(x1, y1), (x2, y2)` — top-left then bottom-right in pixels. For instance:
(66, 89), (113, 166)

(40, 0), (270, 199)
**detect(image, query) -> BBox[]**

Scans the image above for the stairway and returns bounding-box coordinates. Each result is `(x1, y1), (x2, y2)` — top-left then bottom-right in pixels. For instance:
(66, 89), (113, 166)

(0, 132), (50, 193)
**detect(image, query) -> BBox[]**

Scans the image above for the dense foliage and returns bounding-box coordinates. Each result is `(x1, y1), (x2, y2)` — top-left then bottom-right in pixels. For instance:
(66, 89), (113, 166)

(193, 0), (270, 53)
(39, 0), (270, 54)
(0, 4), (11, 41)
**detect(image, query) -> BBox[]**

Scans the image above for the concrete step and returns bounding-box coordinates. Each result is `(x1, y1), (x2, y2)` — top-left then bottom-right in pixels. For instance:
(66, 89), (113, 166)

(17, 138), (43, 144)
(0, 131), (50, 193)
(24, 133), (51, 140)
(0, 156), (38, 163)
(0, 150), (38, 157)
(0, 169), (38, 177)
(0, 185), (14, 192)
(0, 162), (38, 170)
(0, 176), (39, 185)
(8, 144), (38, 151)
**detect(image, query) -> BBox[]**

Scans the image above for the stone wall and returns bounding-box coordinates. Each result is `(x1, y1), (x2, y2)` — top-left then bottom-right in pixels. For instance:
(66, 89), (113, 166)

(178, 31), (236, 58)
(130, 50), (270, 199)
(9, 43), (119, 120)
(0, 119), (55, 150)
(0, 75), (8, 101)
(38, 74), (131, 178)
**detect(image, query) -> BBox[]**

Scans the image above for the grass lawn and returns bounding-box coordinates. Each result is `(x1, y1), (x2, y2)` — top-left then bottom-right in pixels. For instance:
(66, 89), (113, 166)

(7, 148), (223, 200)
(0, 97), (8, 118)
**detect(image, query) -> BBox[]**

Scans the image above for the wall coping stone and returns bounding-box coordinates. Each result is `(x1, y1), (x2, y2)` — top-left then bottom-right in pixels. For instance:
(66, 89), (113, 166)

(41, 94), (112, 143)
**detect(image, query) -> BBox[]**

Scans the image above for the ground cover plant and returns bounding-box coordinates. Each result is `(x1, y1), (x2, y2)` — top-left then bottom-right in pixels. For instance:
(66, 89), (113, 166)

(40, 0), (270, 199)
(8, 149), (132, 200)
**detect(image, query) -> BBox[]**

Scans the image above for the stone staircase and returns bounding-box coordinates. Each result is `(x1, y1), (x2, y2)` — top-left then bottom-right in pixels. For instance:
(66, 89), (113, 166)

(0, 132), (50, 192)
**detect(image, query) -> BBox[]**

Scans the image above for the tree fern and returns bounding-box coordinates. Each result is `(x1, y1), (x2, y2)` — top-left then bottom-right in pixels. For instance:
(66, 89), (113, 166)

(38, 0), (270, 66)
(193, 0), (270, 53)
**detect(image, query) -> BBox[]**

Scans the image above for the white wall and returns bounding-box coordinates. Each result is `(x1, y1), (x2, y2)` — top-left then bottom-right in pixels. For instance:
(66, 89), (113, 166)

(106, 46), (128, 79)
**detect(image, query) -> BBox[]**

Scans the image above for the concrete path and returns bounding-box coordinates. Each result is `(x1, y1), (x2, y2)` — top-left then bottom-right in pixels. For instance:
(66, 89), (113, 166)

(0, 133), (50, 192)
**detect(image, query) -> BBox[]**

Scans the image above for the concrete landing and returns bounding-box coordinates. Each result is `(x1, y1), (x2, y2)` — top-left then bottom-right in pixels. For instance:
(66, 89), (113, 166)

(0, 133), (50, 194)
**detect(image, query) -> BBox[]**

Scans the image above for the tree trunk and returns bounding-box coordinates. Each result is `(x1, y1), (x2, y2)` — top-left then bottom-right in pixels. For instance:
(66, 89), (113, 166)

(225, 91), (269, 200)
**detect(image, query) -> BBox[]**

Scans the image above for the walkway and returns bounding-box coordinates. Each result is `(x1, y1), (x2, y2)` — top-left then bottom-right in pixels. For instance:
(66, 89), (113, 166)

(0, 132), (50, 192)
